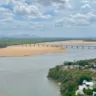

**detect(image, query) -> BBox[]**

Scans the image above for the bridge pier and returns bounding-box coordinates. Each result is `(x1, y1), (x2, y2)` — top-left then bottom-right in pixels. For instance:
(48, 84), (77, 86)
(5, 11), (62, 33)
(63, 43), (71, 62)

(71, 46), (73, 48)
(61, 46), (63, 48)
(76, 46), (78, 49)
(59, 45), (96, 50)
(66, 46), (68, 48)
(82, 46), (84, 49)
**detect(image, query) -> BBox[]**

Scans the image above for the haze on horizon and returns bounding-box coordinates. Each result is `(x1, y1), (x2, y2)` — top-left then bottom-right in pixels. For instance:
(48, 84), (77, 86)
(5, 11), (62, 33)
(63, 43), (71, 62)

(0, 0), (96, 37)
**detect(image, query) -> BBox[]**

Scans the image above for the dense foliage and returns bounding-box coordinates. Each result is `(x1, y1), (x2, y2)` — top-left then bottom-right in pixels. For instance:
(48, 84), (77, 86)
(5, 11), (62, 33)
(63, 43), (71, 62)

(0, 38), (69, 45)
(83, 89), (93, 95)
(0, 43), (7, 48)
(0, 38), (95, 45)
(83, 88), (96, 95)
(48, 59), (96, 96)
(64, 60), (89, 66)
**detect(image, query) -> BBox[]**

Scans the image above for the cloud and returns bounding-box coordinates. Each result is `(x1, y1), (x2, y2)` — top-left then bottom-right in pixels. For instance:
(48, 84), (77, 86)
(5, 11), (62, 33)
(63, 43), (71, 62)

(5, 0), (51, 19)
(55, 12), (96, 27)
(88, 12), (96, 22)
(55, 13), (89, 27)
(38, 0), (65, 6)
(0, 0), (72, 20)
(80, 0), (89, 4)
(0, 19), (46, 31)
(0, 0), (96, 36)
(0, 0), (9, 5)
(81, 5), (92, 14)
(0, 7), (13, 21)
(81, 4), (91, 9)
(14, 5), (43, 18)
(37, 0), (72, 9)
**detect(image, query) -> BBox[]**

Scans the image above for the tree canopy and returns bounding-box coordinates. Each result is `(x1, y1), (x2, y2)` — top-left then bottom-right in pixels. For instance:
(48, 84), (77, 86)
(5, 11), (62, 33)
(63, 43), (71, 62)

(48, 59), (96, 96)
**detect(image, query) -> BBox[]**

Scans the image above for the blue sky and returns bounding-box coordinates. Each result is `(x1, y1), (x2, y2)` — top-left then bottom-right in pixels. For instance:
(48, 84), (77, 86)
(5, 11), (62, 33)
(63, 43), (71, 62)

(0, 0), (96, 37)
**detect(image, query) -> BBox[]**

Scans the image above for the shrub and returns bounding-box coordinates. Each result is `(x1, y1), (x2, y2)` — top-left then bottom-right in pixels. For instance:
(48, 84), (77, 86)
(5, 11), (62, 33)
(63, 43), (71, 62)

(78, 75), (92, 85)
(83, 88), (93, 95)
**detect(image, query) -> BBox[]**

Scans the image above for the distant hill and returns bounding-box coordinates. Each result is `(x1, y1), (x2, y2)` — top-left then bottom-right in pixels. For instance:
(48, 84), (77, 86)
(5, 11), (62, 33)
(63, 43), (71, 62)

(0, 34), (40, 39)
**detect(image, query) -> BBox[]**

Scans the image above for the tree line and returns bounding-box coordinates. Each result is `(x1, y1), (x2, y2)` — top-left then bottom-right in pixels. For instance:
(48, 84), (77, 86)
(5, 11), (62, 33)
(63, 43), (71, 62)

(0, 43), (7, 48)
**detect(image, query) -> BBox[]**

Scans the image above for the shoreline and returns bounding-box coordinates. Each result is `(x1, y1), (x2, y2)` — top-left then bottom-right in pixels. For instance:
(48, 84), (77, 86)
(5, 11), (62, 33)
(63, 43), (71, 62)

(0, 45), (65, 57)
(61, 40), (96, 44)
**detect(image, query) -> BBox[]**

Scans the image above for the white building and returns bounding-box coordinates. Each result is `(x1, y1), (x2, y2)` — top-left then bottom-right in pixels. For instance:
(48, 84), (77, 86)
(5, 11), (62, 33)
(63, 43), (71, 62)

(76, 80), (95, 96)
(83, 80), (94, 89)
(93, 92), (96, 96)
(62, 65), (80, 70)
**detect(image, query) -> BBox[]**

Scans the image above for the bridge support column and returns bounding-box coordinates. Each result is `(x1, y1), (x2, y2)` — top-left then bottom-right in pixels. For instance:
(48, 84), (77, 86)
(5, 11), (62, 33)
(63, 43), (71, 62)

(71, 46), (73, 48)
(82, 46), (84, 49)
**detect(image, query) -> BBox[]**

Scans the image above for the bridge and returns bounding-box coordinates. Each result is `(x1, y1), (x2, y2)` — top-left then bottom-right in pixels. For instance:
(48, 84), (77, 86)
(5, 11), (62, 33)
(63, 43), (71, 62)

(61, 45), (96, 49)
(14, 44), (96, 50)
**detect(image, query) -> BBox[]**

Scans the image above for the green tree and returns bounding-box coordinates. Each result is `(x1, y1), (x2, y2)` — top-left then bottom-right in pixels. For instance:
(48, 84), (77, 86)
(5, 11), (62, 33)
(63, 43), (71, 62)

(60, 81), (77, 96)
(77, 94), (83, 96)
(77, 60), (89, 66)
(83, 89), (93, 95)
(78, 75), (92, 85)
(64, 62), (73, 65)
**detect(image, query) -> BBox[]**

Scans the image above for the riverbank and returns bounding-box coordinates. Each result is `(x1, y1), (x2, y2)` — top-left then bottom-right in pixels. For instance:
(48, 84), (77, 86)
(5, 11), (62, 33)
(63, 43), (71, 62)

(48, 59), (96, 96)
(0, 45), (65, 57)
(61, 40), (96, 44)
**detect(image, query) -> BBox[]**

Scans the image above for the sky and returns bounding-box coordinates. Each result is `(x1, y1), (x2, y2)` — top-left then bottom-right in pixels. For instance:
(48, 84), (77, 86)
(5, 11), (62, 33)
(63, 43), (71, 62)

(0, 0), (96, 37)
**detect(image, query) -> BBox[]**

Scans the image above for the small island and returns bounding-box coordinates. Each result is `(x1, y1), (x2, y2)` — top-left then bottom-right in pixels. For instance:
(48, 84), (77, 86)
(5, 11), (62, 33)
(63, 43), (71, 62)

(48, 59), (96, 96)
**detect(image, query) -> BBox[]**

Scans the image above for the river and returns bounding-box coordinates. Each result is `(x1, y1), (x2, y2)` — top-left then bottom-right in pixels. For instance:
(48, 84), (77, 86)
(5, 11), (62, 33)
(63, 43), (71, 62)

(0, 48), (96, 96)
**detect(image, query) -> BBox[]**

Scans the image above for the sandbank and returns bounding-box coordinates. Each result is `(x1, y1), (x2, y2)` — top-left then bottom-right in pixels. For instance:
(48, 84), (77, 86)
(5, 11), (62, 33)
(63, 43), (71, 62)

(0, 45), (65, 57)
(61, 40), (96, 44)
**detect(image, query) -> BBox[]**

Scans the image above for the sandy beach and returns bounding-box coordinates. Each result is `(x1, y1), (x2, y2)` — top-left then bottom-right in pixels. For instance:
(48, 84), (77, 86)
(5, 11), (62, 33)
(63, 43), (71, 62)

(62, 40), (96, 44)
(0, 45), (65, 57)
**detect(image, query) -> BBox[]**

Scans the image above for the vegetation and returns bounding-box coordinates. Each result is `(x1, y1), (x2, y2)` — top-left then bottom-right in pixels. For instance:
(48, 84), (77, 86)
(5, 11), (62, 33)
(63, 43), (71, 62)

(83, 88), (93, 95)
(48, 59), (96, 96)
(0, 37), (95, 46)
(0, 37), (73, 48)
(0, 43), (7, 48)
(63, 59), (96, 69)
(64, 60), (89, 66)
(83, 88), (96, 95)
(0, 38), (68, 48)
(0, 38), (69, 46)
